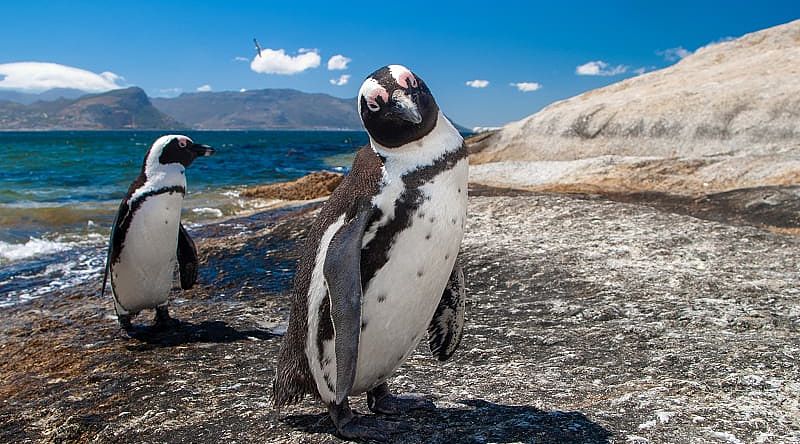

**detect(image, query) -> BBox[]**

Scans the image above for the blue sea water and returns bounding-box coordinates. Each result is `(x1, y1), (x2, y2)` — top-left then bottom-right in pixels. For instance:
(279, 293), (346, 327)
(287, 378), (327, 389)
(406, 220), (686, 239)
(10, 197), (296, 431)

(0, 130), (368, 306)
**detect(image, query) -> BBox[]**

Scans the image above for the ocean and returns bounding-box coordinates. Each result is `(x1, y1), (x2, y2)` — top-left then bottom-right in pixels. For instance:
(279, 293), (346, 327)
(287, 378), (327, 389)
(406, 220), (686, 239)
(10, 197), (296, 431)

(0, 130), (368, 307)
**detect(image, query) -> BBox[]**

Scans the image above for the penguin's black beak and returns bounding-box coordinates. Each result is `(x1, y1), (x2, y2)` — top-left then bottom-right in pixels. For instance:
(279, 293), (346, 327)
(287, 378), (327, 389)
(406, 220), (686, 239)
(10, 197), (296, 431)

(189, 143), (215, 157)
(391, 93), (422, 124)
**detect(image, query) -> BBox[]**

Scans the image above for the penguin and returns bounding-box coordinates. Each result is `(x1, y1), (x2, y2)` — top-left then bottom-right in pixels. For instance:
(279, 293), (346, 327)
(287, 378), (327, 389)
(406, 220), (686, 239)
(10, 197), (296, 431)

(101, 135), (215, 332)
(273, 65), (468, 440)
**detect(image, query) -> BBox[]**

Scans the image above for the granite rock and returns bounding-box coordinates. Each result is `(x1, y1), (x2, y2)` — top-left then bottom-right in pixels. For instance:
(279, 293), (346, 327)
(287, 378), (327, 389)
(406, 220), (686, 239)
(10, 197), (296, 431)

(1, 191), (798, 443)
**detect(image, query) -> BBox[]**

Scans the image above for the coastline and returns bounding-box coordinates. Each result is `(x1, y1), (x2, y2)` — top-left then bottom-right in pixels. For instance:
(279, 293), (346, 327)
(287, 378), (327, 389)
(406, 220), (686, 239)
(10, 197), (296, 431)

(1, 179), (798, 443)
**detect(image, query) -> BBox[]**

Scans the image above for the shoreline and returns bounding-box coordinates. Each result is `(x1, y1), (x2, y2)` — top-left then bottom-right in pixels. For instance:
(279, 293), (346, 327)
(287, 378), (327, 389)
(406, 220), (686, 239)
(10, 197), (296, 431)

(3, 175), (798, 310)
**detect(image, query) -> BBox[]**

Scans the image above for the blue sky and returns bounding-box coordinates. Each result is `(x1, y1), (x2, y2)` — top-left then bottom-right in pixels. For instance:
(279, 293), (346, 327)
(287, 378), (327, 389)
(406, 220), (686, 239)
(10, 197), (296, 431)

(0, 1), (797, 128)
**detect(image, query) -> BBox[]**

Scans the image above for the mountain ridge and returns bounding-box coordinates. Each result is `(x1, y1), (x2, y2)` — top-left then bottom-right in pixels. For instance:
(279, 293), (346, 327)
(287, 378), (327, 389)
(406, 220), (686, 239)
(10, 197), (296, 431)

(151, 89), (361, 130)
(0, 87), (473, 132)
(0, 87), (181, 130)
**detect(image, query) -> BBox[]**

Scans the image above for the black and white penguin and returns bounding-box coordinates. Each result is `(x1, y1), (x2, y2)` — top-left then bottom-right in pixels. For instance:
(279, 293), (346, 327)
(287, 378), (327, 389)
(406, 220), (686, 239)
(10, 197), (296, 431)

(101, 135), (214, 332)
(273, 65), (468, 440)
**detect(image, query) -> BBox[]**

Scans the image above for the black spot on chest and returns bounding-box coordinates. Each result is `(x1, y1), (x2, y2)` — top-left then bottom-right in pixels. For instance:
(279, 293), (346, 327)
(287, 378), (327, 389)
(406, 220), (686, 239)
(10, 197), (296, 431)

(360, 144), (467, 287)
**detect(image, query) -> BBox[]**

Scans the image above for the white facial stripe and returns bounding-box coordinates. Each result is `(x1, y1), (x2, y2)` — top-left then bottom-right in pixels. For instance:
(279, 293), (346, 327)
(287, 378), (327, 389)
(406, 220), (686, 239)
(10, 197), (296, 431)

(131, 134), (191, 203)
(388, 64), (417, 89)
(146, 134), (194, 167)
(358, 77), (389, 113)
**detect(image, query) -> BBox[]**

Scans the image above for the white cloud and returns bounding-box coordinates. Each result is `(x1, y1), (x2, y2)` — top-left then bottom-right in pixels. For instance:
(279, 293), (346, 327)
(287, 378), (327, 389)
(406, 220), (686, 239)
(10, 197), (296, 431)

(0, 62), (125, 92)
(250, 48), (321, 75)
(155, 87), (183, 97)
(233, 56), (249, 62)
(298, 48), (318, 54)
(510, 82), (542, 92)
(633, 66), (657, 76)
(466, 79), (489, 88)
(100, 72), (123, 85)
(694, 36), (736, 54)
(657, 46), (691, 62)
(196, 84), (212, 92)
(710, 36), (735, 45)
(330, 74), (350, 86)
(239, 88), (247, 92)
(575, 60), (628, 76)
(327, 54), (351, 70)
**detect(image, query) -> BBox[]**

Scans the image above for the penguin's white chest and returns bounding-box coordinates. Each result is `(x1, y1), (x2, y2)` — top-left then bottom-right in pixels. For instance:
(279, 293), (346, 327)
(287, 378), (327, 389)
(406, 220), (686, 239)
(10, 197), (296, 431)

(112, 192), (184, 314)
(353, 158), (468, 393)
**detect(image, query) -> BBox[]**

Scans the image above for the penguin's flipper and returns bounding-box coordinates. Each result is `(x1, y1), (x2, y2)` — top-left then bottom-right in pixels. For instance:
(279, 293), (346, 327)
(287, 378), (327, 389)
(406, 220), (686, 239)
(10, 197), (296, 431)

(177, 223), (198, 290)
(323, 198), (373, 404)
(102, 199), (129, 297)
(427, 259), (466, 361)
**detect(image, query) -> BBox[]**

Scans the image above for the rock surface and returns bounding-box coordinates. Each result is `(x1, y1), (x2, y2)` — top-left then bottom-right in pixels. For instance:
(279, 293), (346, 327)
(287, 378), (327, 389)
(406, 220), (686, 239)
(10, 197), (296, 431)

(1, 190), (798, 443)
(470, 20), (800, 195)
(241, 172), (344, 201)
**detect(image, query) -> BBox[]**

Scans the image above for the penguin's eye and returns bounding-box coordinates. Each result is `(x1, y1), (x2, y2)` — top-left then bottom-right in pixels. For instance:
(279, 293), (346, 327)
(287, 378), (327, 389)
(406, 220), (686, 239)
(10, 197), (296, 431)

(367, 102), (380, 112)
(178, 139), (188, 148)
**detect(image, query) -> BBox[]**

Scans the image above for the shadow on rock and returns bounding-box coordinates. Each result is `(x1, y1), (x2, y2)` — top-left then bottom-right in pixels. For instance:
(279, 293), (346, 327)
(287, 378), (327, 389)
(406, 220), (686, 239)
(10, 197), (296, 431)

(282, 398), (611, 443)
(125, 320), (277, 348)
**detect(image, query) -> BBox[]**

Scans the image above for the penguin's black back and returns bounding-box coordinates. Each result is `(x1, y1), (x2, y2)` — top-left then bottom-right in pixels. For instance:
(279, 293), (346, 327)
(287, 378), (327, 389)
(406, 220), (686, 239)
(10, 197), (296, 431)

(273, 145), (383, 406)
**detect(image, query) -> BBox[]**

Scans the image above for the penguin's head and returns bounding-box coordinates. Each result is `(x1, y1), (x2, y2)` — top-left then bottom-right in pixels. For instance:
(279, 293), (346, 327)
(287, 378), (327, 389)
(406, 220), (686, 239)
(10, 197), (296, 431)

(148, 135), (215, 169)
(358, 65), (439, 149)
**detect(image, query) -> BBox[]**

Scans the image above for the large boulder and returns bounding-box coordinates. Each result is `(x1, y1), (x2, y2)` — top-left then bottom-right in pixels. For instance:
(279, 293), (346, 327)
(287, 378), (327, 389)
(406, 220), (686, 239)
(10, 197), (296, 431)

(471, 20), (800, 196)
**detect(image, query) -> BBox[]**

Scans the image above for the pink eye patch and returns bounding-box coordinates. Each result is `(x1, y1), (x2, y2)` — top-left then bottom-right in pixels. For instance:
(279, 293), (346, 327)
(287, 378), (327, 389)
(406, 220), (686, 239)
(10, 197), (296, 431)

(395, 70), (418, 89)
(365, 86), (389, 109)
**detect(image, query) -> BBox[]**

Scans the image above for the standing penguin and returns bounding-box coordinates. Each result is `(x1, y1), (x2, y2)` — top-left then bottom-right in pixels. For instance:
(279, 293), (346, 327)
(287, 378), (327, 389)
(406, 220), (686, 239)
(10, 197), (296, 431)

(274, 65), (468, 440)
(102, 135), (215, 332)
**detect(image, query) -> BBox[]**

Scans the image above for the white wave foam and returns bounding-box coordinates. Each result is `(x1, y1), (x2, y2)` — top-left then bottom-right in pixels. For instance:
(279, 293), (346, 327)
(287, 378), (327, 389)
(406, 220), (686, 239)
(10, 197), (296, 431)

(0, 238), (75, 262)
(1, 248), (106, 306)
(192, 207), (224, 218)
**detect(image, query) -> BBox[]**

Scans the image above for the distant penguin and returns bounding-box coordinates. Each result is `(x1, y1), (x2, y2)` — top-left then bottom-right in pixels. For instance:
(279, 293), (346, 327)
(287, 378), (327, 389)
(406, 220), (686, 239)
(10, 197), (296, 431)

(102, 135), (215, 332)
(273, 65), (468, 440)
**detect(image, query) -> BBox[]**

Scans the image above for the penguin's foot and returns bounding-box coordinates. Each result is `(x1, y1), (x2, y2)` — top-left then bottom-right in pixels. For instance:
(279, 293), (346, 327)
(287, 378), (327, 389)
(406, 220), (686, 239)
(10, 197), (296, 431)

(367, 383), (435, 415)
(117, 314), (134, 332)
(152, 306), (179, 331)
(329, 398), (408, 441)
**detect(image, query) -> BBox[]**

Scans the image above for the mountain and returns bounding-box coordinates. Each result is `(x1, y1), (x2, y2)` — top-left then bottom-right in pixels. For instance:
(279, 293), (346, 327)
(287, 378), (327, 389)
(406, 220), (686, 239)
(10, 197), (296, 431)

(0, 86), (472, 132)
(0, 88), (87, 105)
(0, 87), (181, 130)
(470, 19), (800, 196)
(152, 89), (361, 130)
(152, 90), (473, 132)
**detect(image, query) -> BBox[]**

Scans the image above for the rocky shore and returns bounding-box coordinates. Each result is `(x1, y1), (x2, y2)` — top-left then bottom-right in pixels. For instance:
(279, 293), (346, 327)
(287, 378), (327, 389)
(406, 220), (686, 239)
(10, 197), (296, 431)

(1, 180), (798, 443)
(240, 172), (343, 201)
